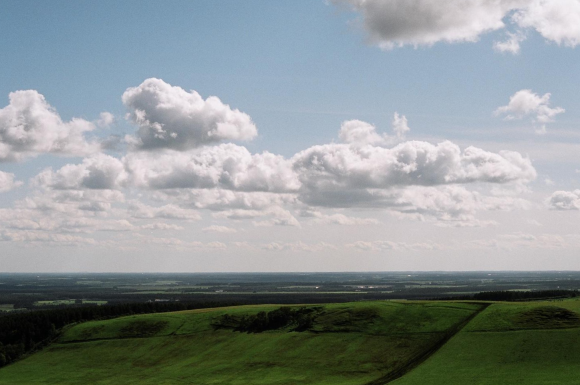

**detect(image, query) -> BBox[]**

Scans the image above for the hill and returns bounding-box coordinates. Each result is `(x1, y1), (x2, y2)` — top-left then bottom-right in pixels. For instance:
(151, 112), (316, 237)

(0, 301), (481, 385)
(393, 299), (580, 385)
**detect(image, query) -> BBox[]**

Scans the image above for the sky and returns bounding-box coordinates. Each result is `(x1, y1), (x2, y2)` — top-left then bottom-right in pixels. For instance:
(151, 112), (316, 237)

(1, 0), (580, 272)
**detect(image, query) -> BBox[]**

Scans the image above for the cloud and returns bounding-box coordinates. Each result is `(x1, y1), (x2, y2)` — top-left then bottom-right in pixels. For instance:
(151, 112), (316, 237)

(213, 206), (300, 227)
(258, 241), (337, 252)
(300, 210), (380, 225)
(127, 201), (201, 220)
(0, 231), (98, 247)
(202, 225), (238, 233)
(293, 140), (536, 198)
(0, 90), (100, 161)
(513, 0), (580, 47)
(26, 114), (537, 229)
(162, 189), (296, 211)
(33, 154), (126, 190)
(123, 78), (257, 151)
(345, 240), (441, 251)
(548, 190), (580, 210)
(332, 0), (520, 49)
(392, 112), (410, 139)
(140, 223), (184, 231)
(495, 90), (565, 131)
(333, 0), (580, 51)
(493, 31), (526, 53)
(0, 171), (22, 192)
(97, 112), (115, 128)
(124, 144), (299, 192)
(339, 120), (389, 146)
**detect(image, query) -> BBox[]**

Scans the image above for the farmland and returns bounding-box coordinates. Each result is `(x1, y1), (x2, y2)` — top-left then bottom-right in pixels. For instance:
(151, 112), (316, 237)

(2, 271), (580, 313)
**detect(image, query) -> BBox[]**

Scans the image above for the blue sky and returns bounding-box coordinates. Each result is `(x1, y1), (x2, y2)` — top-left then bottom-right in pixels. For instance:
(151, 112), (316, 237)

(1, 0), (580, 272)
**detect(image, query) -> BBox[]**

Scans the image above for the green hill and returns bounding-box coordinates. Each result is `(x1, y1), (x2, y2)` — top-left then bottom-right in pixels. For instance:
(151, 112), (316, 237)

(393, 299), (580, 385)
(4, 299), (580, 385)
(0, 301), (481, 385)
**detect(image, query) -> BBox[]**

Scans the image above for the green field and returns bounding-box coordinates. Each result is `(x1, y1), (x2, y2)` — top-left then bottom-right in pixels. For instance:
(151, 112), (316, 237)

(0, 301), (481, 385)
(393, 299), (580, 385)
(3, 299), (580, 384)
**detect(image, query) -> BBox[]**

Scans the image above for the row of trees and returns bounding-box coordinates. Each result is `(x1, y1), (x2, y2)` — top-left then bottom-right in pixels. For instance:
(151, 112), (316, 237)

(446, 289), (578, 302)
(0, 300), (240, 367)
(212, 306), (323, 333)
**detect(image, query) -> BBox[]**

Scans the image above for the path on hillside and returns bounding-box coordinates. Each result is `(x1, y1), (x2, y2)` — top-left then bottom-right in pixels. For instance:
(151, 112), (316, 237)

(365, 303), (491, 385)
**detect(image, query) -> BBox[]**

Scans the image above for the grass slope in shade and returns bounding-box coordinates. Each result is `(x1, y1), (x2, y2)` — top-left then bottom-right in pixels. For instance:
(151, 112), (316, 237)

(0, 301), (480, 385)
(393, 299), (580, 385)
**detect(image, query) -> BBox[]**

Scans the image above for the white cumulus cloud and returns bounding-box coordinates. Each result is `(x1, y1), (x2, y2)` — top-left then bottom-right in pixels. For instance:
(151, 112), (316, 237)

(0, 90), (101, 161)
(513, 0), (580, 47)
(123, 78), (257, 151)
(332, 0), (522, 49)
(33, 154), (126, 190)
(392, 112), (410, 139)
(548, 190), (580, 210)
(0, 171), (22, 192)
(333, 0), (580, 52)
(124, 143), (300, 192)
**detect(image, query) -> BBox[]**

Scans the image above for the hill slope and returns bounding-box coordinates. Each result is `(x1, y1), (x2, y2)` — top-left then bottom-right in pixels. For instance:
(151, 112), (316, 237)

(393, 299), (580, 385)
(0, 301), (480, 385)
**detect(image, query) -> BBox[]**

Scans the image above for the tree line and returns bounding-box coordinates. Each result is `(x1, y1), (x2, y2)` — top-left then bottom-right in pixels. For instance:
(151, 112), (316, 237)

(0, 300), (240, 367)
(444, 289), (578, 302)
(212, 306), (323, 333)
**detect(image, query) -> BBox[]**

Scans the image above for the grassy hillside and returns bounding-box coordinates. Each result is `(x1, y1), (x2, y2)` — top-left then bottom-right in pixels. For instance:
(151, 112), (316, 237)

(393, 299), (580, 385)
(0, 301), (480, 385)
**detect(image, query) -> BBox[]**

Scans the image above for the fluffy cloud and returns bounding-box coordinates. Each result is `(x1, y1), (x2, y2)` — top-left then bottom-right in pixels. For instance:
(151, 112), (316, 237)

(548, 190), (580, 210)
(392, 113), (410, 139)
(33, 154), (126, 190)
(214, 206), (300, 227)
(0, 90), (100, 161)
(513, 0), (580, 47)
(123, 78), (257, 151)
(97, 112), (115, 128)
(339, 115), (408, 146)
(300, 210), (380, 225)
(24, 106), (537, 230)
(333, 0), (580, 51)
(293, 140), (536, 196)
(493, 31), (526, 53)
(127, 201), (201, 220)
(0, 171), (22, 192)
(495, 89), (564, 134)
(140, 223), (184, 231)
(332, 0), (520, 49)
(202, 225), (238, 233)
(339, 120), (388, 146)
(152, 189), (296, 215)
(124, 144), (299, 192)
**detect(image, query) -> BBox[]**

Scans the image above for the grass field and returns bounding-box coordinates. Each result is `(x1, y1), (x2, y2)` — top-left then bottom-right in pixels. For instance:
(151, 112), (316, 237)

(0, 301), (481, 385)
(393, 299), (580, 385)
(4, 299), (580, 384)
